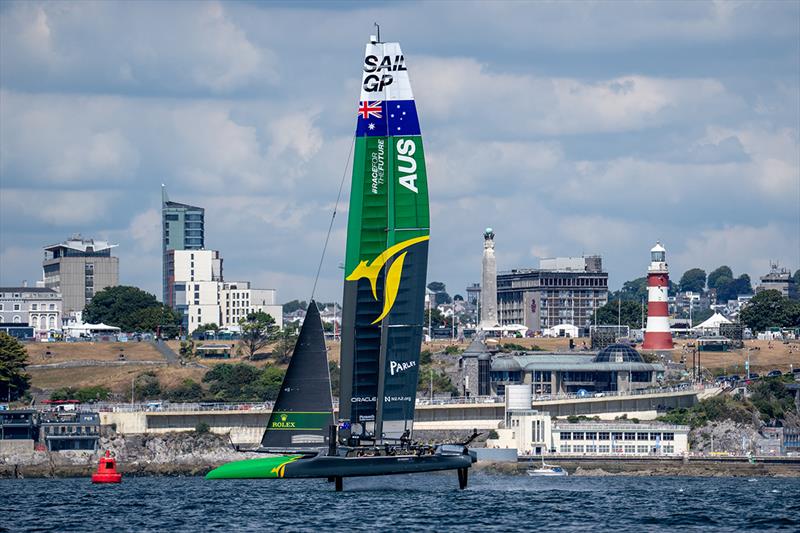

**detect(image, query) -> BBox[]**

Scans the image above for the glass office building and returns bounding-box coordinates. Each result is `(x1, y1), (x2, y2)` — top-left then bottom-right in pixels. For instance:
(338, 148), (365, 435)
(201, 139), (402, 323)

(162, 186), (205, 306)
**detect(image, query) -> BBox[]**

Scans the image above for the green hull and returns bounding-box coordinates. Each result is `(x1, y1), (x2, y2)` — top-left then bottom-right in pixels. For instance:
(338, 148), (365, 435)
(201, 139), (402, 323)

(206, 452), (474, 480)
(205, 455), (303, 479)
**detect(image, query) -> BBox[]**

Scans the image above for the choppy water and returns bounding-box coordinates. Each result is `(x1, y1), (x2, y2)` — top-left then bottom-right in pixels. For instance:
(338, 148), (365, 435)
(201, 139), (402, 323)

(2, 474), (799, 532)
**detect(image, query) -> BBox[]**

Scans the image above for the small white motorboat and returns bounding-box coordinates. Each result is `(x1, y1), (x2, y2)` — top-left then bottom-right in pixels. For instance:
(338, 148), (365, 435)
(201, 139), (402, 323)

(526, 456), (568, 477)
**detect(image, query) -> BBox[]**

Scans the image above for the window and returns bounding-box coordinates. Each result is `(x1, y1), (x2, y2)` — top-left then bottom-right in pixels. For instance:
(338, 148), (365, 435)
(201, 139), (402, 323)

(624, 445), (635, 454)
(572, 445), (584, 453)
(650, 432), (661, 440)
(598, 432), (610, 441)
(13, 304), (20, 311)
(561, 432), (571, 440)
(598, 445), (610, 453)
(624, 432), (636, 441)
(663, 445), (674, 454)
(637, 432), (649, 441)
(585, 432), (597, 440)
(31, 304), (38, 310)
(560, 445), (570, 453)
(572, 432), (584, 440)
(0, 304), (3, 311)
(49, 304), (55, 311)
(585, 445), (597, 453)
(662, 433), (674, 441)
(637, 445), (649, 454)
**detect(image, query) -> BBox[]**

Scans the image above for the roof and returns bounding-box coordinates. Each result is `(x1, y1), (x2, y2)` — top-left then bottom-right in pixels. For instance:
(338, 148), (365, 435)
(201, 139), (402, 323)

(651, 241), (666, 253)
(164, 200), (204, 211)
(491, 352), (664, 373)
(594, 344), (644, 363)
(44, 236), (117, 253)
(0, 287), (59, 294)
(692, 312), (732, 330)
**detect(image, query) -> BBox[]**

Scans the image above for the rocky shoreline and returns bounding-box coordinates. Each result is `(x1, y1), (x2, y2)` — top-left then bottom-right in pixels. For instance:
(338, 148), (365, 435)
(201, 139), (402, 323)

(3, 431), (799, 479)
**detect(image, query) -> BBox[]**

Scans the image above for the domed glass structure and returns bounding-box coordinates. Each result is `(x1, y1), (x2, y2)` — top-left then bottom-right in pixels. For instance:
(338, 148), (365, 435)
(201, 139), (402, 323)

(594, 344), (644, 364)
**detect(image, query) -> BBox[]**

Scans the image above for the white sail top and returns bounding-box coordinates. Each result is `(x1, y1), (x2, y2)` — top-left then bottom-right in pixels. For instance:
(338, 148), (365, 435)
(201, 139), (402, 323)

(360, 42), (414, 101)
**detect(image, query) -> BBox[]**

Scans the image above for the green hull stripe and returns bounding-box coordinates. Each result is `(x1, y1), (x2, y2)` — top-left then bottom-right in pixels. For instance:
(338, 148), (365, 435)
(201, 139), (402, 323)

(205, 455), (303, 479)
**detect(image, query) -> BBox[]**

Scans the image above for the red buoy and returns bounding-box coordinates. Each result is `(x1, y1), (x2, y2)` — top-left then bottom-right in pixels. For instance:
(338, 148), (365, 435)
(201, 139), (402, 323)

(91, 450), (122, 483)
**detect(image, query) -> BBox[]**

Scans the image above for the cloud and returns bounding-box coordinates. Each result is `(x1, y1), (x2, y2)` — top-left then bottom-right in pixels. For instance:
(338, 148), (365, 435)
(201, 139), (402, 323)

(0, 189), (120, 225)
(127, 209), (161, 252)
(672, 223), (800, 283)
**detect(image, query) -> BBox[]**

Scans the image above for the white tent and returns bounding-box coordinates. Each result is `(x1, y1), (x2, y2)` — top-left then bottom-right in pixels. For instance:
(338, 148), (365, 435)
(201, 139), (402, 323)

(63, 322), (121, 338)
(692, 312), (731, 331)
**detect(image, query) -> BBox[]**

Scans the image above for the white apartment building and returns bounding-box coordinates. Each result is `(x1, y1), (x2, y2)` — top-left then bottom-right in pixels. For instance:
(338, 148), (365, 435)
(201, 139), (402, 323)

(170, 250), (282, 333)
(219, 282), (282, 330)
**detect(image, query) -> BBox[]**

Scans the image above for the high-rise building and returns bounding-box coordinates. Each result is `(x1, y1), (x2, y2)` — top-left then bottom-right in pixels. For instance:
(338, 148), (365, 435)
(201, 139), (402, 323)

(42, 235), (119, 314)
(162, 185), (205, 305)
(496, 256), (608, 333)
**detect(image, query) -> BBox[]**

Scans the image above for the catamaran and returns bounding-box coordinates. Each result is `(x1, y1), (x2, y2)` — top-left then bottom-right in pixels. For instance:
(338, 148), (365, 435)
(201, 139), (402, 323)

(206, 32), (476, 490)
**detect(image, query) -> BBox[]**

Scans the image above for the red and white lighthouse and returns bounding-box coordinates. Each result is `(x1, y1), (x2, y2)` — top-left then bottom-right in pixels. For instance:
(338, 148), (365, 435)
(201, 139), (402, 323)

(642, 241), (673, 350)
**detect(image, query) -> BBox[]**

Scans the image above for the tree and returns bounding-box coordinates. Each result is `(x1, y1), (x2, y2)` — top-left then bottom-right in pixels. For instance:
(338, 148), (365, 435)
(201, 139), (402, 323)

(134, 371), (162, 401)
(196, 323), (220, 333)
(417, 365), (457, 395)
(427, 281), (446, 293)
(453, 294), (464, 302)
(166, 379), (204, 402)
(740, 290), (800, 332)
(679, 268), (706, 293)
(715, 274), (753, 303)
(239, 312), (279, 359)
(51, 386), (110, 403)
(203, 363), (262, 400)
(83, 286), (180, 332)
(282, 300), (307, 313)
(611, 277), (648, 302)
(707, 266), (733, 290)
(0, 332), (30, 401)
(594, 300), (645, 329)
(273, 327), (298, 364)
(794, 269), (800, 287)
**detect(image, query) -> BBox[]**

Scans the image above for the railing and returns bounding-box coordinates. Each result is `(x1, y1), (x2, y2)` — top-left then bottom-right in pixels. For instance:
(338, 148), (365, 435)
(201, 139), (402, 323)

(47, 383), (719, 413)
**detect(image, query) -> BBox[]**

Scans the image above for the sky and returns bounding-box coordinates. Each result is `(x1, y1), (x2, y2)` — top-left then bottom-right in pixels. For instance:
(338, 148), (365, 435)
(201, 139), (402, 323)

(1, 0), (798, 304)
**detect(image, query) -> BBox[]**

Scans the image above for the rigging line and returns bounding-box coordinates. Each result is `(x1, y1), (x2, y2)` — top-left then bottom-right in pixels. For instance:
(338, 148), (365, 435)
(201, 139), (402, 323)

(310, 135), (356, 302)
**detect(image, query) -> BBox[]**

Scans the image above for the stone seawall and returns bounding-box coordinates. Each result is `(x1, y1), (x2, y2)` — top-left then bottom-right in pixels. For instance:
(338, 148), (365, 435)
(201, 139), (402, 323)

(478, 458), (800, 478)
(3, 430), (799, 478)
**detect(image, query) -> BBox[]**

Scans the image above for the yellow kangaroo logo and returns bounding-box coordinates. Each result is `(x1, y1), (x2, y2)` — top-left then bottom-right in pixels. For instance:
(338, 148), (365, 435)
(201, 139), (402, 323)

(346, 235), (429, 324)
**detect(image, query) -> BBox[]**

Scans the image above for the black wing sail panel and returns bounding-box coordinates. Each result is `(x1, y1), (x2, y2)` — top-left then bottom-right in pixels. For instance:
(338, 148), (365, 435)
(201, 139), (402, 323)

(260, 302), (334, 450)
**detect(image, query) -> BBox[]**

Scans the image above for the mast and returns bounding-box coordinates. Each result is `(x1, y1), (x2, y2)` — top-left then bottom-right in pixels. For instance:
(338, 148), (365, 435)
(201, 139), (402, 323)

(339, 36), (429, 443)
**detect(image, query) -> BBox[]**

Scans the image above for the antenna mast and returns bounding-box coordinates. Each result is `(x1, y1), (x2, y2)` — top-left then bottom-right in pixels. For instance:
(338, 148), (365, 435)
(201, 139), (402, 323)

(374, 22), (381, 42)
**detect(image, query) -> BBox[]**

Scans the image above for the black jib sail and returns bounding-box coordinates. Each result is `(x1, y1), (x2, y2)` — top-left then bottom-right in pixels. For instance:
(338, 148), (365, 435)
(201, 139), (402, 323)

(260, 302), (334, 450)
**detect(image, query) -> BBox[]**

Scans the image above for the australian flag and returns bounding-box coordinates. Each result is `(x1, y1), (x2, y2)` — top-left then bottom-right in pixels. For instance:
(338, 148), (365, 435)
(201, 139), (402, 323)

(355, 100), (420, 137)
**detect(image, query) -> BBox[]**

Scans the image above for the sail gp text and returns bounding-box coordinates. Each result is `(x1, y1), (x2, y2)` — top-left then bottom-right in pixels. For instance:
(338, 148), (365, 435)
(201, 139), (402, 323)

(363, 54), (406, 92)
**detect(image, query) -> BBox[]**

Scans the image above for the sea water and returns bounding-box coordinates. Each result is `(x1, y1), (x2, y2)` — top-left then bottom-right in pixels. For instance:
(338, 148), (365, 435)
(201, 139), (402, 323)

(2, 474), (799, 532)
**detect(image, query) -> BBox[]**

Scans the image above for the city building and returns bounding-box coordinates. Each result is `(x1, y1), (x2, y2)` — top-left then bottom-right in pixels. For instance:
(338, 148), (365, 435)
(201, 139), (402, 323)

(170, 249), (223, 330)
(496, 256), (608, 333)
(486, 385), (689, 456)
(39, 411), (100, 451)
(219, 282), (282, 329)
(0, 286), (62, 336)
(550, 420), (688, 456)
(642, 242), (674, 350)
(42, 235), (118, 314)
(757, 262), (798, 300)
(162, 185), (205, 305)
(489, 344), (664, 396)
